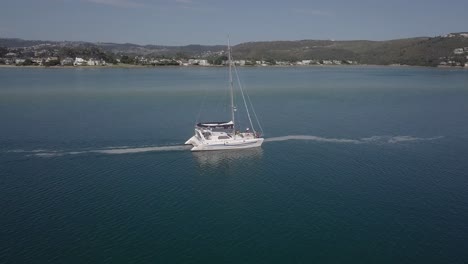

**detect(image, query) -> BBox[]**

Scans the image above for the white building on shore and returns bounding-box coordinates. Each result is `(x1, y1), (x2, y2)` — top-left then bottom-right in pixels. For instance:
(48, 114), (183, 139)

(87, 58), (106, 66)
(454, 48), (464, 55)
(73, 57), (86, 66)
(198, 59), (209, 66)
(15, 58), (26, 65)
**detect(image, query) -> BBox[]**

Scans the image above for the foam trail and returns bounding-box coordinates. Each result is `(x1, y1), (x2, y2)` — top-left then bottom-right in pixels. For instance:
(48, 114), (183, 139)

(265, 135), (443, 144)
(386, 136), (443, 143)
(33, 152), (71, 157)
(91, 145), (191, 154)
(264, 135), (360, 143)
(22, 144), (192, 157)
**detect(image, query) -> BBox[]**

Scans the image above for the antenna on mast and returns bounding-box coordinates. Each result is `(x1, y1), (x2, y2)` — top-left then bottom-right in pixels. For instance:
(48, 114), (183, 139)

(228, 35), (235, 135)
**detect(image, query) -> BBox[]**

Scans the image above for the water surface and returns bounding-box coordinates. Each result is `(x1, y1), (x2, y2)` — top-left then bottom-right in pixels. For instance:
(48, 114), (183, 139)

(1, 66), (468, 263)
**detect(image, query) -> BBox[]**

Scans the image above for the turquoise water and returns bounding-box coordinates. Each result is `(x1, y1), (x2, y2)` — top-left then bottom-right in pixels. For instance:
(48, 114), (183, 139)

(1, 67), (468, 263)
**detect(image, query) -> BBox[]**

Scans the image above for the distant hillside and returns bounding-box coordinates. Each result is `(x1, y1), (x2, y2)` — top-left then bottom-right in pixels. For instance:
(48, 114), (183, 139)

(232, 35), (468, 66)
(0, 38), (225, 57)
(0, 38), (60, 48)
(1, 33), (468, 66)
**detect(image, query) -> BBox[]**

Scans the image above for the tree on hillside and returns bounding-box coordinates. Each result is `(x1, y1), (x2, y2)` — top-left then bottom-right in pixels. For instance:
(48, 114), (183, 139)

(210, 55), (228, 65)
(120, 55), (134, 64)
(44, 59), (60, 67)
(59, 47), (77, 58)
(0, 47), (9, 57)
(101, 52), (117, 64)
(22, 59), (33, 66)
(175, 52), (188, 59)
(265, 58), (276, 65)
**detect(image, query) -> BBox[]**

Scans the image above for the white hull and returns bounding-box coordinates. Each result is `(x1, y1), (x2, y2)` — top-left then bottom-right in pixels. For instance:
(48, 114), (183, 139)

(185, 135), (263, 152)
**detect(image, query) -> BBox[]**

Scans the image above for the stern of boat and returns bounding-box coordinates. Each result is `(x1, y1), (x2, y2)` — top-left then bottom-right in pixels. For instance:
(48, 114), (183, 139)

(184, 135), (197, 145)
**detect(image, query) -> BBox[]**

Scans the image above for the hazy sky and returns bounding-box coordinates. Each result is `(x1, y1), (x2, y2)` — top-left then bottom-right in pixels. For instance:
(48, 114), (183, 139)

(1, 0), (467, 45)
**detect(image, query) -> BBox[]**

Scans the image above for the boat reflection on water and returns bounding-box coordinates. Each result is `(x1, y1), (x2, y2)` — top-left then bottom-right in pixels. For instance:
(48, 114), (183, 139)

(192, 147), (263, 167)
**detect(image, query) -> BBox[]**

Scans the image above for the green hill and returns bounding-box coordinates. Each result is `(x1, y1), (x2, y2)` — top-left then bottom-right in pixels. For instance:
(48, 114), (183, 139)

(232, 35), (468, 66)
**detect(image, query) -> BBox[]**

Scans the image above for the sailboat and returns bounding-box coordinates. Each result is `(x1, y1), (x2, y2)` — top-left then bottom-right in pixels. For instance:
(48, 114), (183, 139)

(185, 38), (264, 151)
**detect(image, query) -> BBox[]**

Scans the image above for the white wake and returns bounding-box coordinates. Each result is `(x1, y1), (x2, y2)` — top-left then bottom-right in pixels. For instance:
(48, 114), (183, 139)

(23, 145), (192, 157)
(3, 135), (443, 158)
(264, 135), (443, 144)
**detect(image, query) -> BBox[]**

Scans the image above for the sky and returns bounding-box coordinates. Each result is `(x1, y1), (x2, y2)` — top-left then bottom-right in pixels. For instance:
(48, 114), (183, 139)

(1, 0), (467, 46)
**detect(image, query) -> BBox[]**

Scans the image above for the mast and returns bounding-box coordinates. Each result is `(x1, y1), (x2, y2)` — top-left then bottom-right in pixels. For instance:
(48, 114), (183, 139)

(228, 36), (235, 134)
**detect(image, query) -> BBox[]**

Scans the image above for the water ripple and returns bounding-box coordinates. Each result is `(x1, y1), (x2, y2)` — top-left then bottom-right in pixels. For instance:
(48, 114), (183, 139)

(265, 135), (443, 144)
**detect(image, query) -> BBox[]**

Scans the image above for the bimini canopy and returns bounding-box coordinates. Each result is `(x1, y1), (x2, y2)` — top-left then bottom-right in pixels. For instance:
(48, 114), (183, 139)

(197, 121), (234, 129)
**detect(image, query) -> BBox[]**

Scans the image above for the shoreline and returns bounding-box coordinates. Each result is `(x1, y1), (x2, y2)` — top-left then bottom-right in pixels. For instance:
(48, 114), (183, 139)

(0, 64), (466, 70)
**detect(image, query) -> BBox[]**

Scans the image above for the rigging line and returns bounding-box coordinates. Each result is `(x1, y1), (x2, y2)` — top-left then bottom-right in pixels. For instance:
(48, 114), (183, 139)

(224, 66), (230, 114)
(232, 62), (255, 133)
(232, 63), (264, 135)
(245, 86), (264, 135)
(195, 85), (208, 123)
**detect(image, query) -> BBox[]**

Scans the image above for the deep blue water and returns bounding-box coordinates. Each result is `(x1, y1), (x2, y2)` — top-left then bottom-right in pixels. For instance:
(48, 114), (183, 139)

(1, 66), (468, 263)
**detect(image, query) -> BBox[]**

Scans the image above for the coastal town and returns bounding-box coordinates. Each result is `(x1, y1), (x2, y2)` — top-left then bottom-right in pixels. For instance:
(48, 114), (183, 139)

(438, 47), (468, 67)
(1, 33), (468, 68)
(2, 50), (467, 68)
(0, 44), (360, 67)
